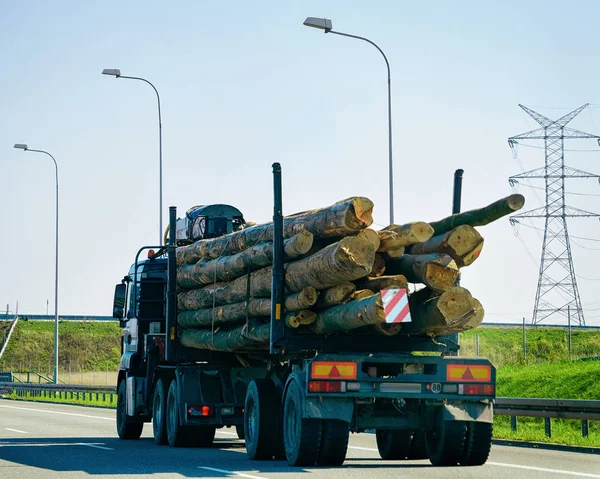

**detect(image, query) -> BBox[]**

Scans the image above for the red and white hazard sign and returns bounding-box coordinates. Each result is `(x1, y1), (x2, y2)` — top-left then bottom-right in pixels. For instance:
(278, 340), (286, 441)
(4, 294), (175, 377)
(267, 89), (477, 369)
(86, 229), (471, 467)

(381, 289), (411, 324)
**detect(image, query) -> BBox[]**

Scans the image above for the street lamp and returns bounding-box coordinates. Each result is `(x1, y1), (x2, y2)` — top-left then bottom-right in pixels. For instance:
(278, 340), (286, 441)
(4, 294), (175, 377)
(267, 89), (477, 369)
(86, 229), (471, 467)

(13, 143), (60, 384)
(102, 68), (164, 244)
(303, 17), (395, 224)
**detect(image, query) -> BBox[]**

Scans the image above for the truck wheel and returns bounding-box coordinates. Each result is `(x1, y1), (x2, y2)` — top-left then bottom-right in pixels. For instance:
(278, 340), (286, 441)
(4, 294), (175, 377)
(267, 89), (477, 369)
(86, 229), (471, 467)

(376, 429), (412, 460)
(245, 379), (280, 460)
(116, 381), (143, 440)
(460, 422), (493, 466)
(317, 419), (349, 466)
(166, 380), (190, 447)
(152, 379), (168, 445)
(236, 424), (245, 440)
(283, 379), (322, 467)
(407, 430), (428, 460)
(425, 411), (467, 466)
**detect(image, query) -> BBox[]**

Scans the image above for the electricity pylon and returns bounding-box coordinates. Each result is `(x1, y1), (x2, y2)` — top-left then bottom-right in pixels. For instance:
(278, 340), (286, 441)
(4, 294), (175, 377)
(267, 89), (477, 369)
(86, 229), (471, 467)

(508, 104), (600, 326)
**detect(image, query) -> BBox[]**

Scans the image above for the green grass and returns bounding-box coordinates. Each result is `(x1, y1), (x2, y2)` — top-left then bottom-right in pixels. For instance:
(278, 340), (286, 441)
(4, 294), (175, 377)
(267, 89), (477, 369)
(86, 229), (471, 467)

(460, 326), (600, 368)
(7, 391), (115, 408)
(0, 320), (121, 373)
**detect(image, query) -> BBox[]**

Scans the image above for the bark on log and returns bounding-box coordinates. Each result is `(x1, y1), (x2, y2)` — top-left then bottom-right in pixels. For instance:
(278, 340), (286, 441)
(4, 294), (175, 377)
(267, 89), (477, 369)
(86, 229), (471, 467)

(285, 234), (377, 292)
(179, 320), (270, 352)
(177, 287), (318, 328)
(378, 222), (434, 252)
(370, 254), (386, 277)
(355, 275), (408, 293)
(350, 289), (375, 301)
(406, 225), (483, 268)
(285, 310), (317, 328)
(177, 197), (374, 265)
(312, 294), (386, 334)
(428, 194), (525, 236)
(403, 286), (484, 336)
(381, 247), (405, 260)
(314, 283), (356, 309)
(385, 254), (459, 293)
(177, 231), (313, 289)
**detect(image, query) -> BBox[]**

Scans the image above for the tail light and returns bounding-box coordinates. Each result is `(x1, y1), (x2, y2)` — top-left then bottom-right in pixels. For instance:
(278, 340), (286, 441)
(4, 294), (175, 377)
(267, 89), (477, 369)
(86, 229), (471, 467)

(188, 405), (214, 417)
(459, 384), (495, 396)
(308, 381), (346, 393)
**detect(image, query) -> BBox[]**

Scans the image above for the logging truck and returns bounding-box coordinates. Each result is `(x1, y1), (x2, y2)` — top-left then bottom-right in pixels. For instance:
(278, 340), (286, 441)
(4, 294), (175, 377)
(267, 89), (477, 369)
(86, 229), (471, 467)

(111, 163), (496, 467)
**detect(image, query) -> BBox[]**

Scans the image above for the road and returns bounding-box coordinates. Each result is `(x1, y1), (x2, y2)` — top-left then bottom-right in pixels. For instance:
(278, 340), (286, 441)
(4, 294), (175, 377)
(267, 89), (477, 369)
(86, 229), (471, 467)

(0, 399), (598, 478)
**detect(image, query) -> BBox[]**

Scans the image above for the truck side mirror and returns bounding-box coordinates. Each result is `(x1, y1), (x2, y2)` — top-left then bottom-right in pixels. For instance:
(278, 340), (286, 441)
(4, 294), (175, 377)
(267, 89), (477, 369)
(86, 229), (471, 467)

(113, 283), (127, 319)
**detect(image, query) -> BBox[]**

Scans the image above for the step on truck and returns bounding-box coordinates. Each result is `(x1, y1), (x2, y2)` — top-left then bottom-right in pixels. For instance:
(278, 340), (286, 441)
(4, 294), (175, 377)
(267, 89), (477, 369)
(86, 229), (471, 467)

(112, 163), (496, 466)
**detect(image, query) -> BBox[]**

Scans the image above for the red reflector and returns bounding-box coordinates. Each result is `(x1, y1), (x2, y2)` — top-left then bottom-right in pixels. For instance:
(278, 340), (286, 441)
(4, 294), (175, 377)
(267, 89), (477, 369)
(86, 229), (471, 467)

(308, 381), (345, 393)
(188, 405), (214, 417)
(201, 405), (212, 416)
(461, 384), (495, 396)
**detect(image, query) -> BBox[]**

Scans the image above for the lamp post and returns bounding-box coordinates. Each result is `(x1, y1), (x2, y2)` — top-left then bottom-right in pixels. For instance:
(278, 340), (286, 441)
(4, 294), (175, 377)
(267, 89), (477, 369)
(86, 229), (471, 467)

(303, 17), (395, 224)
(102, 68), (164, 244)
(13, 144), (59, 384)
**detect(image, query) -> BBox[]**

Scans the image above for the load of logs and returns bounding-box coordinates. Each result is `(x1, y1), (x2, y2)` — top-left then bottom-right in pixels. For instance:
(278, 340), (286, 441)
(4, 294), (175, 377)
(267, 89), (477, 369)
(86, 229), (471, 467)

(175, 194), (525, 352)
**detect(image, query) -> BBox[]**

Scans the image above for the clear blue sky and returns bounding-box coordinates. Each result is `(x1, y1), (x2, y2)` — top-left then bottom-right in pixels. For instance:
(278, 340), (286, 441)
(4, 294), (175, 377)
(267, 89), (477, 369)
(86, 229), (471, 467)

(1, 1), (599, 325)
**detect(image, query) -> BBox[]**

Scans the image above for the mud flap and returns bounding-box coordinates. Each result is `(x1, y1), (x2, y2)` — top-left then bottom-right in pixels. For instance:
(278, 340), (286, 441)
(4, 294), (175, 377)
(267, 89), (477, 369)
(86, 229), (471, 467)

(304, 396), (354, 422)
(442, 401), (493, 423)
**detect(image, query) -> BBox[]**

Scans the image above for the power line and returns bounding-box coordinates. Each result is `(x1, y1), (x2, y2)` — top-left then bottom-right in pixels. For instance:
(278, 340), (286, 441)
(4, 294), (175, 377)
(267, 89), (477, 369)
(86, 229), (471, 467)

(514, 182), (600, 197)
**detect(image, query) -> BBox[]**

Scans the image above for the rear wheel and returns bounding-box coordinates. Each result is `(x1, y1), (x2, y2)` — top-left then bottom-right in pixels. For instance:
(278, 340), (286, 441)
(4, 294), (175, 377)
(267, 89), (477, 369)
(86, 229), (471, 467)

(376, 429), (412, 460)
(116, 381), (143, 440)
(152, 379), (168, 445)
(425, 410), (467, 466)
(245, 379), (280, 460)
(460, 422), (493, 466)
(317, 419), (349, 466)
(166, 380), (191, 447)
(283, 378), (322, 467)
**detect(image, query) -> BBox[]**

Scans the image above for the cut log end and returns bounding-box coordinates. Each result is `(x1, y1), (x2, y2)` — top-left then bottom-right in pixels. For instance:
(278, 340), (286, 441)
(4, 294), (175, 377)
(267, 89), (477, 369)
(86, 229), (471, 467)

(350, 197), (375, 227)
(507, 194), (526, 211)
(285, 310), (317, 328)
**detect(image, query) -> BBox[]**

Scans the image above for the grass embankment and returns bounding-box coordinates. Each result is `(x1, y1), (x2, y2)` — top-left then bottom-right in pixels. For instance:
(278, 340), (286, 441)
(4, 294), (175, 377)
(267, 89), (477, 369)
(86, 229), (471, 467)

(0, 320), (121, 375)
(460, 326), (600, 367)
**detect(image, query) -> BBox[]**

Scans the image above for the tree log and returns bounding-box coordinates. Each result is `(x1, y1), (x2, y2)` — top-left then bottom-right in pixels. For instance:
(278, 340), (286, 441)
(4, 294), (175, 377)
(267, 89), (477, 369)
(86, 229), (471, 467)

(177, 197), (373, 265)
(428, 194), (525, 236)
(285, 310), (317, 328)
(385, 253), (459, 293)
(381, 247), (405, 260)
(177, 231), (313, 288)
(377, 222), (434, 252)
(285, 234), (377, 292)
(403, 286), (484, 336)
(179, 320), (270, 352)
(314, 283), (356, 309)
(370, 254), (386, 277)
(406, 225), (483, 267)
(350, 289), (375, 301)
(355, 275), (408, 293)
(312, 294), (385, 334)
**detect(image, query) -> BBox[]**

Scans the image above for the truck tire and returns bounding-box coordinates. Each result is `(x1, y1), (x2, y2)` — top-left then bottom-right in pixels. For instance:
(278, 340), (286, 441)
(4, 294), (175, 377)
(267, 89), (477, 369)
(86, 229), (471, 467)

(245, 379), (280, 460)
(317, 419), (349, 466)
(116, 381), (143, 440)
(425, 411), (467, 466)
(376, 429), (412, 460)
(460, 422), (493, 466)
(407, 430), (428, 460)
(166, 380), (191, 447)
(283, 378), (322, 467)
(152, 379), (168, 445)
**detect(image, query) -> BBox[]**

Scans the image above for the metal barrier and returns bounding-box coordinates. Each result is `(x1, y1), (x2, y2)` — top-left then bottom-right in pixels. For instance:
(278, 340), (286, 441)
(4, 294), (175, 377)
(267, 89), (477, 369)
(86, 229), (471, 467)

(0, 382), (116, 405)
(495, 397), (600, 438)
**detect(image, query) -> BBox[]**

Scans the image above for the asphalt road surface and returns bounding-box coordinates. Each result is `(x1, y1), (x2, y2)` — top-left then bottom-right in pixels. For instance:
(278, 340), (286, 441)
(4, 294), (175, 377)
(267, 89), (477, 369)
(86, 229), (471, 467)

(0, 399), (598, 478)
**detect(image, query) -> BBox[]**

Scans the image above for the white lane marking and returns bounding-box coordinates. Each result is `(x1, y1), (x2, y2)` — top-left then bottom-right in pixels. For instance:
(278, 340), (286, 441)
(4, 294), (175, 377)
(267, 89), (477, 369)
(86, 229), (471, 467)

(0, 442), (112, 449)
(4, 428), (28, 434)
(0, 404), (114, 421)
(77, 442), (114, 451)
(199, 466), (267, 479)
(487, 462), (600, 478)
(348, 445), (378, 452)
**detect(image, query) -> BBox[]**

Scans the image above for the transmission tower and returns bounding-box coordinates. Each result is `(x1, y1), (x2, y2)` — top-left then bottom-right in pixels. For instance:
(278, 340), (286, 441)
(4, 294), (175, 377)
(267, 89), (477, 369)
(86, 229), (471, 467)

(508, 104), (600, 326)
